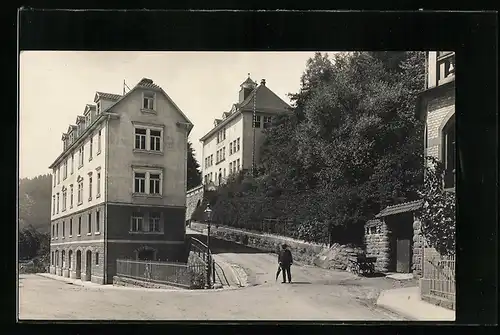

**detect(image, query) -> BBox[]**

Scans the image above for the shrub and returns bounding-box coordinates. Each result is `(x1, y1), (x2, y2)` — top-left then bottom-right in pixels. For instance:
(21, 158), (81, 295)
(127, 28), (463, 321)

(190, 270), (206, 289)
(417, 156), (456, 256)
(241, 234), (249, 245)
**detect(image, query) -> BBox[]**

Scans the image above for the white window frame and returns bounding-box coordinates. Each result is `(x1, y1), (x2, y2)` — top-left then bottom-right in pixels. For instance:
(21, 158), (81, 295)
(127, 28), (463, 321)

(57, 167), (60, 184)
(77, 181), (83, 205)
(63, 160), (68, 180)
(89, 136), (93, 160)
(78, 216), (82, 236)
(70, 184), (74, 208)
(97, 129), (102, 154)
(253, 115), (261, 128)
(142, 91), (156, 111)
(69, 218), (73, 236)
(95, 210), (100, 234)
(132, 168), (163, 196)
(62, 189), (67, 212)
(88, 173), (93, 201)
(97, 101), (101, 114)
(52, 195), (56, 215)
(71, 154), (74, 174)
(149, 212), (161, 233)
(237, 137), (240, 151)
(56, 193), (60, 213)
(96, 171), (101, 197)
(134, 125), (163, 153)
(131, 213), (144, 232)
(149, 173), (161, 195)
(135, 128), (147, 150)
(87, 213), (92, 235)
(78, 146), (84, 168)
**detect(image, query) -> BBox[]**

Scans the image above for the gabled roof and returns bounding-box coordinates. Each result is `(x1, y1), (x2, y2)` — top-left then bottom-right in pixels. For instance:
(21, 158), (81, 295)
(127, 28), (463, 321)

(83, 104), (96, 116)
(67, 125), (77, 134)
(97, 78), (193, 133)
(94, 91), (122, 103)
(375, 200), (424, 218)
(61, 133), (68, 140)
(240, 76), (257, 88)
(200, 82), (291, 142)
(75, 115), (85, 124)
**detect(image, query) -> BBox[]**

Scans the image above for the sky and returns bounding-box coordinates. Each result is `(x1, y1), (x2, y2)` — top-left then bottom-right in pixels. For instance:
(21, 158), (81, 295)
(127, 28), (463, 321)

(19, 51), (327, 179)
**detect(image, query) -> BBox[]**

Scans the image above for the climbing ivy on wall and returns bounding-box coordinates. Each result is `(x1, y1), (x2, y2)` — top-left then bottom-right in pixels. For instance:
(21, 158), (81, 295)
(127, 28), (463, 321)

(417, 156), (456, 256)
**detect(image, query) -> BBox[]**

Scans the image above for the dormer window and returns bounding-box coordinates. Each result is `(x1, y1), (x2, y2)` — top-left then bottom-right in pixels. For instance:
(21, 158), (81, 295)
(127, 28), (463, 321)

(85, 114), (91, 127)
(143, 92), (155, 110)
(97, 101), (102, 114)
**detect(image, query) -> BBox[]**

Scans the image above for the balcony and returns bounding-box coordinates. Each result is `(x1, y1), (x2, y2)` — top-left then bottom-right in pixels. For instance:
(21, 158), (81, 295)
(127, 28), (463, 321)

(437, 52), (455, 86)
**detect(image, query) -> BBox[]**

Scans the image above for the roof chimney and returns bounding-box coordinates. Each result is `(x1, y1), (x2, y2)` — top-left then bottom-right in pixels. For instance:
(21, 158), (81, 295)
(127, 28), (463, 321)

(260, 79), (266, 86)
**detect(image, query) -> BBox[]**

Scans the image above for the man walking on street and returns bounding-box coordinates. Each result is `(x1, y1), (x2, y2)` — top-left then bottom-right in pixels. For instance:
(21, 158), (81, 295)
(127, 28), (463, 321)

(278, 244), (293, 283)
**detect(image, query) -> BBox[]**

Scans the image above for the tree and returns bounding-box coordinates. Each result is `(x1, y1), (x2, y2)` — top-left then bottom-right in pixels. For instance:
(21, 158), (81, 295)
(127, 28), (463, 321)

(187, 141), (202, 190)
(18, 174), (52, 233)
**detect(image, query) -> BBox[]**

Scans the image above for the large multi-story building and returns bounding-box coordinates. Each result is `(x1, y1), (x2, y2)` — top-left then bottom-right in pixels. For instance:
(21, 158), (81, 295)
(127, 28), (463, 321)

(417, 51), (456, 190)
(199, 76), (291, 186)
(48, 78), (193, 284)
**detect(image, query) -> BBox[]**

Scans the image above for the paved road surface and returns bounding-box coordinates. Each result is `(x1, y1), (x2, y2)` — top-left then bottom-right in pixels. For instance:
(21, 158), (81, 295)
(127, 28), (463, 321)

(19, 274), (400, 320)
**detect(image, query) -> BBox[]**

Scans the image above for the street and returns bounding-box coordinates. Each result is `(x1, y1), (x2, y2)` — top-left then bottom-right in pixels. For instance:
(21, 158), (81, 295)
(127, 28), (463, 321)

(18, 231), (411, 320)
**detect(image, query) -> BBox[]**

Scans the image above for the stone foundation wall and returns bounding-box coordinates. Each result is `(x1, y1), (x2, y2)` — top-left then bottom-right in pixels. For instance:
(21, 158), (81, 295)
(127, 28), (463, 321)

(113, 276), (185, 289)
(412, 219), (424, 277)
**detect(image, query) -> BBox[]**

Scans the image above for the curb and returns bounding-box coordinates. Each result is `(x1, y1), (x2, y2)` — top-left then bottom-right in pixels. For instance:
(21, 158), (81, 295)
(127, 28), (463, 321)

(375, 301), (416, 321)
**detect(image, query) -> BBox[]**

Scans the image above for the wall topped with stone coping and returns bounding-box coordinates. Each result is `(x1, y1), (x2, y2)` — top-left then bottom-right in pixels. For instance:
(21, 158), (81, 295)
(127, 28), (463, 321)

(190, 222), (362, 271)
(113, 276), (185, 290)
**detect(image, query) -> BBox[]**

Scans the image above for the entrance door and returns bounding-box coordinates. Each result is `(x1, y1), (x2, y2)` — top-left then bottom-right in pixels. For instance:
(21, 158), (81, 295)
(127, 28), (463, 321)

(396, 239), (411, 273)
(85, 250), (92, 281)
(75, 250), (81, 279)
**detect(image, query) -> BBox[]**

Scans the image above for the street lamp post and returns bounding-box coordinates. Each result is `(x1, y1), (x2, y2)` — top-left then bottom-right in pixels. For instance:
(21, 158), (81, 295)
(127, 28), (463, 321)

(204, 205), (213, 289)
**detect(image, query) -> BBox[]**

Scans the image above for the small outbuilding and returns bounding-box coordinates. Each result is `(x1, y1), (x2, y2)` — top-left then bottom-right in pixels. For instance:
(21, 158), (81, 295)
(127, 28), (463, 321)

(364, 200), (423, 274)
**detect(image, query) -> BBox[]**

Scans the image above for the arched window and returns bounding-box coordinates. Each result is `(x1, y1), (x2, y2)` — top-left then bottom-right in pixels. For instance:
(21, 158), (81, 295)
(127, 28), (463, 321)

(442, 114), (456, 189)
(55, 250), (59, 267)
(61, 250), (66, 268)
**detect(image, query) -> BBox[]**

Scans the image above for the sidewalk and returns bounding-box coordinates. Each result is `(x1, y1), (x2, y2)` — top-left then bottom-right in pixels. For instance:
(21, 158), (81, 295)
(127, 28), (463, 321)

(376, 286), (456, 321)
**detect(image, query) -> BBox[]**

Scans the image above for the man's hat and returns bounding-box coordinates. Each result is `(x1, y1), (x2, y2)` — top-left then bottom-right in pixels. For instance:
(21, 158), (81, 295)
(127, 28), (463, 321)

(282, 244), (288, 249)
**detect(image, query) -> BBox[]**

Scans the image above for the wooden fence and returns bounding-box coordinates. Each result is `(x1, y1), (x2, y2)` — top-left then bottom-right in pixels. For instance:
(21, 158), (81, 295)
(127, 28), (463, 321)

(421, 246), (456, 308)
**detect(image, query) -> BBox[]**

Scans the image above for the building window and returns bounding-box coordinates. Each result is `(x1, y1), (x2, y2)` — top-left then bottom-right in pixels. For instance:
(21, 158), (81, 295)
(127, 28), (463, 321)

(53, 172), (56, 187)
(78, 146), (84, 168)
(131, 213), (143, 232)
(96, 172), (101, 197)
(143, 92), (155, 110)
(78, 216), (82, 235)
(52, 224), (55, 237)
(88, 175), (93, 201)
(229, 142), (233, 155)
(89, 136), (93, 160)
(96, 210), (100, 233)
(70, 185), (74, 208)
(63, 160), (68, 180)
(97, 101), (101, 114)
(149, 212), (161, 232)
(61, 250), (65, 268)
(150, 130), (161, 151)
(56, 193), (60, 213)
(77, 181), (83, 205)
(57, 167), (60, 184)
(210, 155), (213, 166)
(71, 154), (74, 174)
(52, 195), (56, 215)
(134, 172), (146, 193)
(442, 115), (456, 189)
(216, 150), (220, 163)
(135, 128), (146, 150)
(69, 219), (73, 236)
(62, 189), (67, 211)
(253, 115), (261, 128)
(62, 221), (65, 238)
(263, 116), (272, 129)
(97, 129), (102, 154)
(134, 170), (162, 195)
(149, 173), (161, 194)
(237, 159), (240, 171)
(55, 250), (59, 267)
(88, 213), (92, 234)
(237, 138), (240, 151)
(68, 250), (72, 269)
(229, 162), (232, 174)
(56, 222), (59, 237)
(95, 252), (99, 265)
(51, 252), (54, 266)
(222, 147), (226, 161)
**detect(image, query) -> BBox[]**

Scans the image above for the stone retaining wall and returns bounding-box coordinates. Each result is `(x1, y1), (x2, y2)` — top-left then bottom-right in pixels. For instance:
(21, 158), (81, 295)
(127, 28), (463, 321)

(364, 219), (390, 272)
(190, 222), (363, 271)
(113, 276), (185, 289)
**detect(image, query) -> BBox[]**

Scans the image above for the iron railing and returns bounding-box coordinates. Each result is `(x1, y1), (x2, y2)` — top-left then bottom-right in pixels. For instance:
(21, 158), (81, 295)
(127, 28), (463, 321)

(422, 252), (456, 303)
(189, 236), (230, 287)
(116, 259), (205, 288)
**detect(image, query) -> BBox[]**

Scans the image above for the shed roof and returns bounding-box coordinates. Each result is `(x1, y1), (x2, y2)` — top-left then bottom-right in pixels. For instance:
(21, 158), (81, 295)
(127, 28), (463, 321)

(375, 200), (423, 218)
